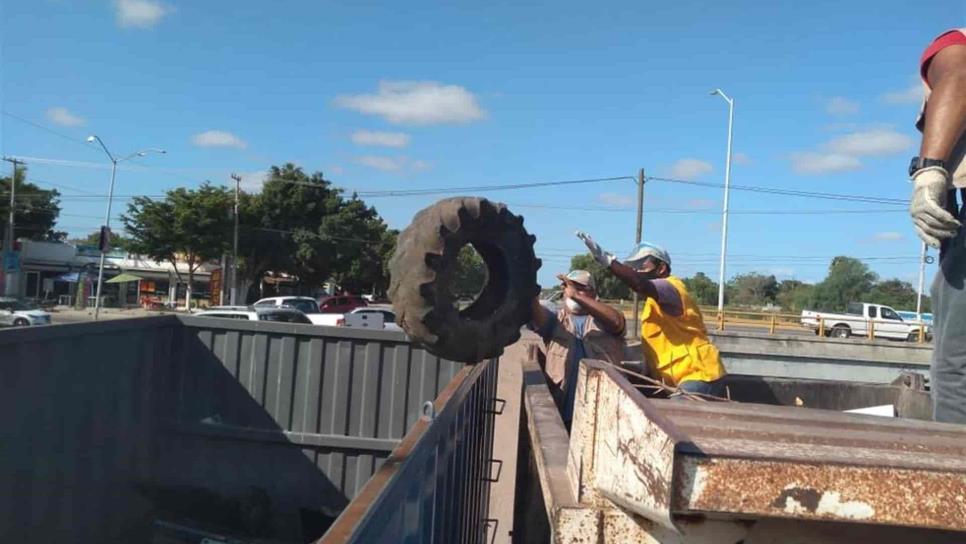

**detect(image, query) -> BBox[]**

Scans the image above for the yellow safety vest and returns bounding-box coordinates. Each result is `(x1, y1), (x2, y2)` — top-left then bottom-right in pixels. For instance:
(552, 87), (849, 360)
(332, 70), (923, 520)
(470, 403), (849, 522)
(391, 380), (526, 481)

(640, 276), (726, 386)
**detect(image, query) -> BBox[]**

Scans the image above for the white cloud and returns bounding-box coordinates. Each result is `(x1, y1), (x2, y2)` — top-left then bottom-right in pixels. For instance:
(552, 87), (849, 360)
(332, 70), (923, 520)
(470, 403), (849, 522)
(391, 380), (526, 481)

(334, 81), (486, 125)
(733, 152), (751, 165)
(191, 130), (247, 149)
(329, 165), (345, 175)
(826, 96), (859, 116)
(598, 192), (634, 207)
(789, 127), (913, 175)
(789, 152), (862, 174)
(114, 0), (172, 28)
(45, 107), (85, 127)
(881, 83), (924, 105)
(354, 155), (430, 173)
(824, 128), (913, 157)
(873, 231), (904, 241)
(350, 130), (410, 148)
(668, 158), (713, 180)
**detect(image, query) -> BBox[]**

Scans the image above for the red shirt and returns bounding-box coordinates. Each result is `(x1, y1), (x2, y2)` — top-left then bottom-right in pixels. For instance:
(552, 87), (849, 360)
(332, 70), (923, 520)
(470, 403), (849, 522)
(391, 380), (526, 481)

(921, 29), (966, 86)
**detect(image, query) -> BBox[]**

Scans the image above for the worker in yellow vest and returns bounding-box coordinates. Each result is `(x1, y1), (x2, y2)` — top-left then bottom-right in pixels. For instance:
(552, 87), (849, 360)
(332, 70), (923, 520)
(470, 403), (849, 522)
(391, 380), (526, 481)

(577, 232), (727, 397)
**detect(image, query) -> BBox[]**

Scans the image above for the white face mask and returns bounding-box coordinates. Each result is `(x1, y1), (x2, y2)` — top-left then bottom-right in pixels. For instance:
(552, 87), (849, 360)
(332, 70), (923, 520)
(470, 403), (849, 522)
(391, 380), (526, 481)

(564, 297), (584, 314)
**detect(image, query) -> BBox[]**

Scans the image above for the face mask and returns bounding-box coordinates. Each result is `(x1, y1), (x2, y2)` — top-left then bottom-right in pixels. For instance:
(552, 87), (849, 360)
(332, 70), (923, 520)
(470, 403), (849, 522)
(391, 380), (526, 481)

(564, 297), (585, 314)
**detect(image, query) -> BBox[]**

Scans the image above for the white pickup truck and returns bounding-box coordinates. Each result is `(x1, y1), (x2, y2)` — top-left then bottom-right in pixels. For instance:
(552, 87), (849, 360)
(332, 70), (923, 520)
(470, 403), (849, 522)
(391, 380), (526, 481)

(801, 302), (932, 341)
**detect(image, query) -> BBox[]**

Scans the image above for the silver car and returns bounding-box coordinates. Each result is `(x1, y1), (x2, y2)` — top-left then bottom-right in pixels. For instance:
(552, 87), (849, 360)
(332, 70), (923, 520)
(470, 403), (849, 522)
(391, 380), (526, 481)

(0, 298), (52, 327)
(194, 305), (313, 324)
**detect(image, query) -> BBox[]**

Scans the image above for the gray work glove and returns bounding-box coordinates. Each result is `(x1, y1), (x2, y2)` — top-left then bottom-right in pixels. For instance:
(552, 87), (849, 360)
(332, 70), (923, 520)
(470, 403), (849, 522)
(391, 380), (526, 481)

(909, 167), (961, 248)
(575, 231), (615, 266)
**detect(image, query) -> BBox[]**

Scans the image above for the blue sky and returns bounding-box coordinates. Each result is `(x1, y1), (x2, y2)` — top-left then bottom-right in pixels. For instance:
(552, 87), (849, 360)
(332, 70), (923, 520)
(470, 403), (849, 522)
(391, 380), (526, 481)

(2, 1), (964, 294)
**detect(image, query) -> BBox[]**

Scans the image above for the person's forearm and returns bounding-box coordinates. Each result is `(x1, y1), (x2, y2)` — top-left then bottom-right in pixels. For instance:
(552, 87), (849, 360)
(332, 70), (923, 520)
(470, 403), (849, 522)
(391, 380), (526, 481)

(921, 49), (966, 160)
(608, 260), (658, 300)
(569, 292), (625, 335)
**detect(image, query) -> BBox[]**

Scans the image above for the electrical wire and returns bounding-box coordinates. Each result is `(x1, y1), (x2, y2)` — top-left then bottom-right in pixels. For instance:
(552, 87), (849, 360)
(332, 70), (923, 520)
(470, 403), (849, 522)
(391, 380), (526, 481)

(646, 175), (907, 205)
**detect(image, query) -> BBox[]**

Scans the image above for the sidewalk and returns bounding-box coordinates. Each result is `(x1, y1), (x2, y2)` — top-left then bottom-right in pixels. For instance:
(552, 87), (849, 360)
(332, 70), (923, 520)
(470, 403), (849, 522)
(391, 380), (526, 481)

(49, 306), (182, 324)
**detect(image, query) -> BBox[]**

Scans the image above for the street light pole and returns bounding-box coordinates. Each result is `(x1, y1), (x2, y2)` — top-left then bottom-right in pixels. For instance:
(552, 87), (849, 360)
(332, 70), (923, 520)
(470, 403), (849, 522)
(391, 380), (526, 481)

(711, 89), (735, 319)
(916, 242), (928, 320)
(230, 173), (241, 306)
(87, 135), (165, 319)
(2, 157), (24, 296)
(92, 158), (119, 320)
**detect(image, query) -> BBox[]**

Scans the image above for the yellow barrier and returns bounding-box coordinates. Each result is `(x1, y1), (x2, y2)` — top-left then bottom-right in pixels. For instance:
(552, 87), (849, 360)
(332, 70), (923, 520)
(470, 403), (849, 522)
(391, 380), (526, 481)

(609, 301), (930, 343)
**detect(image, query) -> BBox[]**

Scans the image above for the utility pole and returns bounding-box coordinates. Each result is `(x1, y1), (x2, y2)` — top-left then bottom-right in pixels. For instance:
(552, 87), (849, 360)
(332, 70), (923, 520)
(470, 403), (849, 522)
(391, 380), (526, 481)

(230, 173), (241, 306)
(631, 168), (645, 337)
(2, 157), (24, 297)
(916, 242), (928, 320)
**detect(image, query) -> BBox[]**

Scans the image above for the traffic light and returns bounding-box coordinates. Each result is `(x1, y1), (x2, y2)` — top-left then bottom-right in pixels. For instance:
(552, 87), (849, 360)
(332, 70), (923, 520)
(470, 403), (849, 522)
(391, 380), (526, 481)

(98, 226), (112, 252)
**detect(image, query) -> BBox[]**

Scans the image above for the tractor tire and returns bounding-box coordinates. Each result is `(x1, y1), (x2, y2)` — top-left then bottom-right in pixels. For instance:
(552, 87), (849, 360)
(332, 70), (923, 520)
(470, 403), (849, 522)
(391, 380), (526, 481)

(388, 197), (541, 362)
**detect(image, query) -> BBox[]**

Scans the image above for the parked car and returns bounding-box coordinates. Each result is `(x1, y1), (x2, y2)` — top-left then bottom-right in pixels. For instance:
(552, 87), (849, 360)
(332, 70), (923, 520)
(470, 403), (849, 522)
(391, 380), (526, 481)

(194, 306), (313, 324)
(318, 295), (368, 314)
(254, 296), (320, 314)
(251, 296), (340, 326)
(801, 302), (931, 341)
(0, 297), (52, 327)
(343, 306), (403, 332)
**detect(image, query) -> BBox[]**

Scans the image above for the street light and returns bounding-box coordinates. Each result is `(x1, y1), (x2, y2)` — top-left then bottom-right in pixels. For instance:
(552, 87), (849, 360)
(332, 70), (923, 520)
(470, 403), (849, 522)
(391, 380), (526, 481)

(710, 88), (735, 321)
(87, 135), (165, 320)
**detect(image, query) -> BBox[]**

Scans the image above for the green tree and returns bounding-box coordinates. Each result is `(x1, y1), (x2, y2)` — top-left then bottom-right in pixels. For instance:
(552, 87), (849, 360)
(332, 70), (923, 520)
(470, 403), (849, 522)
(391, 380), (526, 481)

(122, 183), (233, 306)
(863, 279), (922, 312)
(727, 272), (778, 307)
(70, 229), (132, 252)
(0, 167), (63, 242)
(776, 279), (815, 312)
(452, 245), (487, 298)
(256, 164), (345, 290)
(569, 253), (632, 300)
(682, 272), (719, 306)
(808, 257), (878, 312)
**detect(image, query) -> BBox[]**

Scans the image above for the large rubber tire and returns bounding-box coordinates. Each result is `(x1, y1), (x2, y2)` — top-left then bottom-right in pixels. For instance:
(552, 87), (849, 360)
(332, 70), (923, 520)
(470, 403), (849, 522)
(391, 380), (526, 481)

(830, 325), (850, 339)
(388, 197), (541, 362)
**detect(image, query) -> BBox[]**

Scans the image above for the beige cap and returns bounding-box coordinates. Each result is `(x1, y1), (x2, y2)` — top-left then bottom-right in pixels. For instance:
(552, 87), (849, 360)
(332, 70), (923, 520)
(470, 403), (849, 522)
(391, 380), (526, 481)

(564, 269), (595, 289)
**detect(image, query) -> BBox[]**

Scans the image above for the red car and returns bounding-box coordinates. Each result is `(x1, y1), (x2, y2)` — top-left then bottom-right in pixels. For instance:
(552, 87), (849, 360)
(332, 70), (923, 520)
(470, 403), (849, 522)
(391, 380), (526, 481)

(318, 295), (368, 314)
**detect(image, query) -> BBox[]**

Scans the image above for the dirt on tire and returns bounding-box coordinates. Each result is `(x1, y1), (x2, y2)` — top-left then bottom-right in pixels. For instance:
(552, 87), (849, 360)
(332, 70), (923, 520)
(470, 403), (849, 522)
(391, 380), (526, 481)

(388, 197), (541, 362)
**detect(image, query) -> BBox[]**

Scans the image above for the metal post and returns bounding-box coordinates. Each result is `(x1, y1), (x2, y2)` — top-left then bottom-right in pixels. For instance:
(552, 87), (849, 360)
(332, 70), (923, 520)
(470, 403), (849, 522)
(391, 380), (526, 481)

(230, 173), (241, 306)
(2, 157), (23, 297)
(631, 168), (645, 337)
(712, 89), (734, 318)
(916, 242), (927, 320)
(94, 160), (118, 320)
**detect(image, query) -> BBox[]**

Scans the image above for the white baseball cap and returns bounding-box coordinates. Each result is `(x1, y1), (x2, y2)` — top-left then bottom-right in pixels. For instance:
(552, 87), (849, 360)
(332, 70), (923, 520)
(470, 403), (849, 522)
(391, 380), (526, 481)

(625, 241), (671, 267)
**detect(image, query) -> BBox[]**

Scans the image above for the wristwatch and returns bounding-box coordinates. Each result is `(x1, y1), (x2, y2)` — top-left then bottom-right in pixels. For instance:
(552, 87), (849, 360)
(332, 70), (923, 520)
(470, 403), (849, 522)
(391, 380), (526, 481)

(909, 156), (947, 177)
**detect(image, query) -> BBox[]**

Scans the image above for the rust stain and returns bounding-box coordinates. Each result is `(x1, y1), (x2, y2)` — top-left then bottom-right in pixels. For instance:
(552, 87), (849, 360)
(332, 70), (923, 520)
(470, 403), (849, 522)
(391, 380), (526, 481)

(770, 487), (821, 512)
(678, 456), (966, 531)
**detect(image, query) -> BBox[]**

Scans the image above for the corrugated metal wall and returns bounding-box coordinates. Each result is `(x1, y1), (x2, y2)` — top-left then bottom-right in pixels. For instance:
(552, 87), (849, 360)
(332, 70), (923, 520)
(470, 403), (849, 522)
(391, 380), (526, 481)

(323, 357), (500, 544)
(0, 316), (470, 542)
(0, 317), (179, 543)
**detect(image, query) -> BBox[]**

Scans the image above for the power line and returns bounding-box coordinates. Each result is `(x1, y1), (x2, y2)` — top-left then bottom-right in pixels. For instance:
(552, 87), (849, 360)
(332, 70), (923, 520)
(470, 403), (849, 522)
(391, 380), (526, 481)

(354, 176), (635, 197)
(508, 202), (907, 215)
(647, 175), (907, 205)
(1, 110), (96, 152)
